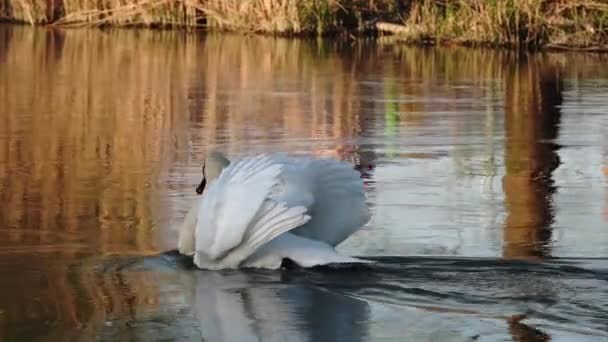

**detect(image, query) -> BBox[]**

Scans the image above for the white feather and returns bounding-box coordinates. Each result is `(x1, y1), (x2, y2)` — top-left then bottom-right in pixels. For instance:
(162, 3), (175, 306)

(268, 154), (371, 246)
(244, 233), (369, 269)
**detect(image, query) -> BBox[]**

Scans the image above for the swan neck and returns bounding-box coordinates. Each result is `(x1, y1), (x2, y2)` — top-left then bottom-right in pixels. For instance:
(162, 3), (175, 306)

(205, 152), (230, 182)
(177, 199), (198, 256)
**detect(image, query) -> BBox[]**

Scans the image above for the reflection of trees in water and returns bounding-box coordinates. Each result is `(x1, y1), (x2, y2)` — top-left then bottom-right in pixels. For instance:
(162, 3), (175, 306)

(502, 54), (563, 260)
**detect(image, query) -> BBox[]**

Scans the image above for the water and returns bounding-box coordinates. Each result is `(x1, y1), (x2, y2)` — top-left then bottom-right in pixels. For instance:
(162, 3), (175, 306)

(0, 25), (607, 341)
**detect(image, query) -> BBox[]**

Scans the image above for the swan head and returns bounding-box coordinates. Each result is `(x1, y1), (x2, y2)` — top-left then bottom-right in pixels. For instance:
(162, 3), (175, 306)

(196, 151), (230, 195)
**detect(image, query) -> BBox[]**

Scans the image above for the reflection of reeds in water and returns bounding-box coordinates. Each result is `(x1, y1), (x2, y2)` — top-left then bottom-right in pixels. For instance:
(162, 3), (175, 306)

(189, 36), (382, 165)
(370, 45), (569, 261)
(502, 54), (563, 259)
(192, 41), (512, 161)
(0, 28), (199, 337)
(194, 37), (361, 137)
(0, 26), (208, 255)
(0, 256), (167, 340)
(375, 44), (510, 172)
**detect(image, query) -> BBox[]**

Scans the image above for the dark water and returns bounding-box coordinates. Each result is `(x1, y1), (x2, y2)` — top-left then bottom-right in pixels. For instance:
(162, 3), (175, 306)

(0, 25), (607, 341)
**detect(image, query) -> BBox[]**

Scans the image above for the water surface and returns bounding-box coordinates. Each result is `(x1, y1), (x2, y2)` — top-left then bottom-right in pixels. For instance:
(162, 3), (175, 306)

(0, 25), (607, 341)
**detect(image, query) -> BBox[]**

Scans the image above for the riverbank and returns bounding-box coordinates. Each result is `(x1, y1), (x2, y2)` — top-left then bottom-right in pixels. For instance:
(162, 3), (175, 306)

(0, 1), (607, 51)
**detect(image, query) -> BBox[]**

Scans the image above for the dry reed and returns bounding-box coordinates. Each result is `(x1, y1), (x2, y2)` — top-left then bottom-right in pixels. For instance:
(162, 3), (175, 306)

(393, 0), (608, 49)
(0, 0), (367, 34)
(1, 1), (607, 48)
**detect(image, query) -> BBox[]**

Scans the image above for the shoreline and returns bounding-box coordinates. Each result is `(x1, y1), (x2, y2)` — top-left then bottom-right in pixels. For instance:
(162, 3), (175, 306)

(2, 21), (606, 54)
(1, 0), (607, 53)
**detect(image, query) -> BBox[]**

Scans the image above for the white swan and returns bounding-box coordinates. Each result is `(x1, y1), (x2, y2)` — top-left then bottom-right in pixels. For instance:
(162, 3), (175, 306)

(177, 151), (371, 270)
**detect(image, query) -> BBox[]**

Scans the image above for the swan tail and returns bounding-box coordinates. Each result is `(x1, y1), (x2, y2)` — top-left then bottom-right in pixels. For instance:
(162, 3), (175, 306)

(243, 233), (371, 269)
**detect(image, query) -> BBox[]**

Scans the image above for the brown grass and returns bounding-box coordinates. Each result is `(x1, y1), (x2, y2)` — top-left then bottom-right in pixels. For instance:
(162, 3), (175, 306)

(0, 0), (371, 34)
(394, 0), (608, 49)
(1, 1), (607, 49)
(0, 1), (392, 34)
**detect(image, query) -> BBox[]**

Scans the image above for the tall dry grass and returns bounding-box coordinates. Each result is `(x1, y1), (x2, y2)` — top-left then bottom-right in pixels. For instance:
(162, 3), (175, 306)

(0, 0), (392, 33)
(1, 1), (606, 48)
(398, 0), (608, 49)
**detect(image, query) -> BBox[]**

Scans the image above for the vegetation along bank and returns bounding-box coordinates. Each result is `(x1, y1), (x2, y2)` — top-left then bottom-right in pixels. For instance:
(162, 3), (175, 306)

(1, 1), (607, 51)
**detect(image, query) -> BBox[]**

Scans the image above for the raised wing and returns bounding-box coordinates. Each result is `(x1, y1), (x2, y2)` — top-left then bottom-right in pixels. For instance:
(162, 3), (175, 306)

(194, 155), (311, 269)
(286, 156), (371, 246)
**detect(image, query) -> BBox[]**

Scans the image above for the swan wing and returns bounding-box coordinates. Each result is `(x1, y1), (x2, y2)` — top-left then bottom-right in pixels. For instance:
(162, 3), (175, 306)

(194, 155), (311, 269)
(284, 156), (371, 246)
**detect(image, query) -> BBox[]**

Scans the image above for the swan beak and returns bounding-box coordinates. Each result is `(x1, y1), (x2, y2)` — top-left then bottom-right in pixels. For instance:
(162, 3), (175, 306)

(196, 177), (207, 195)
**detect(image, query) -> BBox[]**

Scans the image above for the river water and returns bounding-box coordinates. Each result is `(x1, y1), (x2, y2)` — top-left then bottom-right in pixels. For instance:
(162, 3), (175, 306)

(0, 25), (607, 341)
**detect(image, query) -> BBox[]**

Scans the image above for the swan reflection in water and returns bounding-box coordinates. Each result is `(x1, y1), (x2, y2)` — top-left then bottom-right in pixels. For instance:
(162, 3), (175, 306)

(181, 266), (371, 342)
(166, 254), (561, 342)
